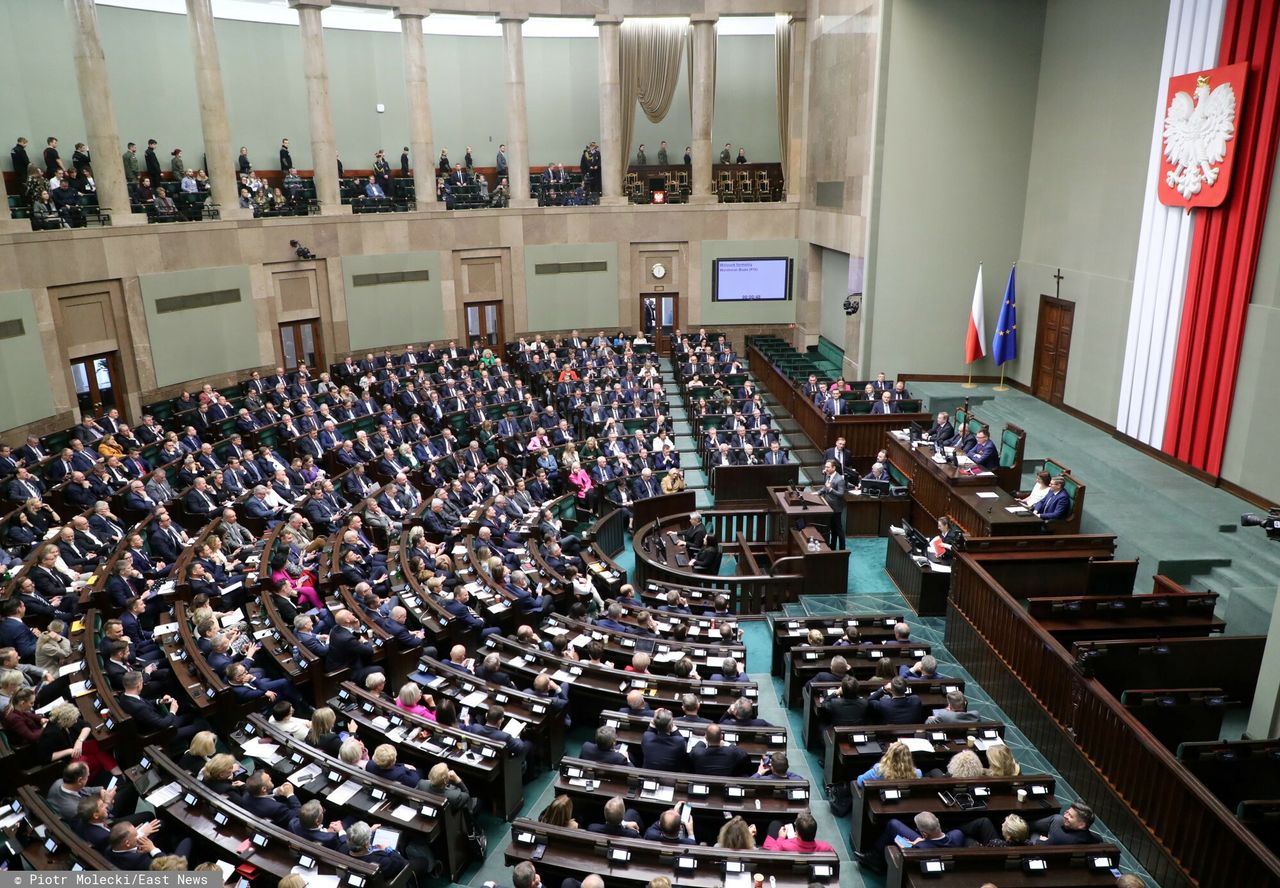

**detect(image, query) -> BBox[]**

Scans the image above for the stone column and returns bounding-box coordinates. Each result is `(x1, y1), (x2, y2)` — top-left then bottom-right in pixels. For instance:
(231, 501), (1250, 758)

(499, 13), (534, 207)
(786, 15), (808, 204)
(395, 3), (437, 208)
(689, 14), (718, 204)
(65, 0), (144, 226)
(595, 15), (625, 206)
(289, 0), (342, 214)
(186, 0), (248, 218)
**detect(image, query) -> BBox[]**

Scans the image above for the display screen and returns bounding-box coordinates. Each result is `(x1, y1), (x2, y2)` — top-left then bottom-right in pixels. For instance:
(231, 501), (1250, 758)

(712, 258), (792, 301)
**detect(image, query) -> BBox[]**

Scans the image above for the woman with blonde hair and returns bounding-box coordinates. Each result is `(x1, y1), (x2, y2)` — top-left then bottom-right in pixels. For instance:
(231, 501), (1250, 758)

(199, 754), (240, 793)
(985, 743), (1021, 777)
(338, 738), (368, 766)
(366, 743), (421, 789)
(538, 794), (577, 829)
(856, 740), (922, 786)
(307, 706), (352, 757)
(945, 749), (985, 779)
(35, 621), (72, 671)
(40, 702), (118, 777)
(97, 434), (123, 458)
(806, 628), (825, 646)
(715, 815), (757, 849)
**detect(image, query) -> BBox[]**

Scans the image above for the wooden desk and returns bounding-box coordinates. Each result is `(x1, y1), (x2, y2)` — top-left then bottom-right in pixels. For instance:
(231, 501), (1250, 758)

(768, 613), (904, 676)
(853, 775), (1060, 853)
(885, 531), (952, 616)
(554, 756), (810, 834)
(239, 713), (470, 880)
(885, 843), (1123, 888)
(819, 718), (1003, 785)
(629, 490), (697, 536)
(710, 463), (799, 504)
(884, 435), (1041, 537)
(601, 710), (789, 764)
(332, 680), (524, 819)
(128, 746), (380, 882)
(505, 819), (841, 888)
(802, 679), (963, 756)
(846, 489), (912, 536)
(784, 643), (931, 708)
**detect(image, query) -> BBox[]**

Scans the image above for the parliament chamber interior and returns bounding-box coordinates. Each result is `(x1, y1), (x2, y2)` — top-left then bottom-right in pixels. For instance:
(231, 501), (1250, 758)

(3, 0), (1280, 886)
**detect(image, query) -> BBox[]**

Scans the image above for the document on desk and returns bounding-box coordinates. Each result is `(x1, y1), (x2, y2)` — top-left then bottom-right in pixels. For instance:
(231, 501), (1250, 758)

(240, 738), (283, 764)
(898, 738), (934, 753)
(974, 737), (1006, 751)
(388, 805), (416, 824)
(502, 718), (525, 737)
(640, 784), (676, 802)
(145, 781), (182, 808)
(220, 608), (246, 627)
(551, 670), (574, 683)
(327, 780), (362, 806)
(1006, 505), (1030, 513)
(928, 562), (952, 574)
(460, 690), (489, 708)
(975, 492), (999, 500)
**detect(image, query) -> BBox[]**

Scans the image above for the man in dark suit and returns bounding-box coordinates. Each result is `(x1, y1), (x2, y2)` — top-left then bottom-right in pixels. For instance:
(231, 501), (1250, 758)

(817, 459), (847, 550)
(1031, 802), (1101, 845)
(867, 676), (925, 724)
(465, 705), (531, 758)
(965, 428), (999, 470)
(822, 675), (870, 726)
(289, 800), (348, 852)
(871, 391), (897, 415)
(117, 670), (208, 744)
(325, 609), (376, 679)
(239, 770), (301, 827)
(579, 725), (631, 766)
(689, 724), (748, 776)
(925, 411), (955, 445)
(1032, 476), (1072, 522)
(0, 598), (38, 660)
(641, 709), (690, 772)
(587, 796), (644, 838)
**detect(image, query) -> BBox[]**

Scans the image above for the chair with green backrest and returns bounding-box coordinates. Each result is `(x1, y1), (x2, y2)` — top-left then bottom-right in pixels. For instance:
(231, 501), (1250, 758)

(994, 424), (1026, 494)
(1040, 459), (1084, 533)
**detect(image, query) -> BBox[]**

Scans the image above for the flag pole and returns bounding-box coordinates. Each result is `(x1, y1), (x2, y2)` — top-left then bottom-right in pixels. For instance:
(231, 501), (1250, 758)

(993, 366), (1009, 392)
(963, 368), (976, 389)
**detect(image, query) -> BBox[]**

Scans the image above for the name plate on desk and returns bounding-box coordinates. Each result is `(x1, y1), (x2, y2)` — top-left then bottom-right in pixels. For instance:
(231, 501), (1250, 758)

(675, 857), (697, 871)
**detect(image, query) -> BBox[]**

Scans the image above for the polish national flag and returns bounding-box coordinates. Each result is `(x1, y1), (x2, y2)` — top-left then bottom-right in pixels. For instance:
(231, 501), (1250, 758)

(965, 264), (986, 364)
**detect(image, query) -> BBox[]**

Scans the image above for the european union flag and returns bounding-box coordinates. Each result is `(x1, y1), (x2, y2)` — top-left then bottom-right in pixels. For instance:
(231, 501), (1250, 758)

(992, 265), (1018, 366)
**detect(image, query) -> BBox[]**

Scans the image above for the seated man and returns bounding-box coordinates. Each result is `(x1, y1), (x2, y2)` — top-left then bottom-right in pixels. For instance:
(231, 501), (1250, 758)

(1032, 476), (1072, 522)
(1031, 801), (1101, 845)
(580, 725), (630, 766)
(751, 750), (803, 780)
(821, 675), (869, 726)
(642, 805), (697, 846)
(720, 697), (771, 728)
(588, 796), (644, 838)
(926, 690), (980, 724)
(965, 428), (1000, 470)
(708, 657), (748, 683)
(464, 704), (531, 759)
(867, 676), (925, 724)
(364, 175), (386, 199)
(640, 708), (689, 772)
(689, 723), (748, 776)
(861, 811), (961, 871)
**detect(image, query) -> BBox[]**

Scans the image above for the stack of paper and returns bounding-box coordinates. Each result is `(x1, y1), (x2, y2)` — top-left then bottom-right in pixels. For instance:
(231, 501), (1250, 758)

(145, 782), (182, 808)
(328, 781), (362, 806)
(240, 738), (282, 764)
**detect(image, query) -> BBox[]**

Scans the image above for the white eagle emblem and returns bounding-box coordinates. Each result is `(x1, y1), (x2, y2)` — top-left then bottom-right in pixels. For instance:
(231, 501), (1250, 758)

(1163, 74), (1237, 199)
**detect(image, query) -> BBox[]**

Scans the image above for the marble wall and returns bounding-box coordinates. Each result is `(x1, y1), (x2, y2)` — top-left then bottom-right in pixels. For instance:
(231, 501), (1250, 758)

(0, 203), (798, 439)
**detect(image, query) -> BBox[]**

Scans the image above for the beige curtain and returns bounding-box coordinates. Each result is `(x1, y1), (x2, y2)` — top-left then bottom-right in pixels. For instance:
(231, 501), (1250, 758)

(775, 16), (791, 180)
(619, 18), (687, 186)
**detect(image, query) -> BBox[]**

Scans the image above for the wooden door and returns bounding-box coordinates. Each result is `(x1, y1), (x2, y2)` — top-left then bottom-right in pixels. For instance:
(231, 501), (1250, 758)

(1032, 296), (1074, 405)
(69, 352), (127, 422)
(640, 293), (678, 354)
(463, 301), (505, 350)
(279, 319), (324, 371)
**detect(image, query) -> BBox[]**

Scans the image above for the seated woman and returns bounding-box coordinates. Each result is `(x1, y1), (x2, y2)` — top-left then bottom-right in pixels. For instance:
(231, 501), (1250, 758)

(691, 532), (722, 575)
(856, 740), (922, 787)
(395, 683), (436, 720)
(538, 794), (578, 829)
(178, 730), (219, 775)
(365, 743), (423, 790)
(31, 702), (111, 784)
(307, 707), (355, 757)
(565, 461), (599, 513)
(270, 552), (324, 612)
(199, 753), (243, 794)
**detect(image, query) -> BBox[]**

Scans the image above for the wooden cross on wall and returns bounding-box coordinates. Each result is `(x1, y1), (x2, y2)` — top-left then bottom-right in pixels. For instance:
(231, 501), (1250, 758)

(1054, 268), (1065, 299)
